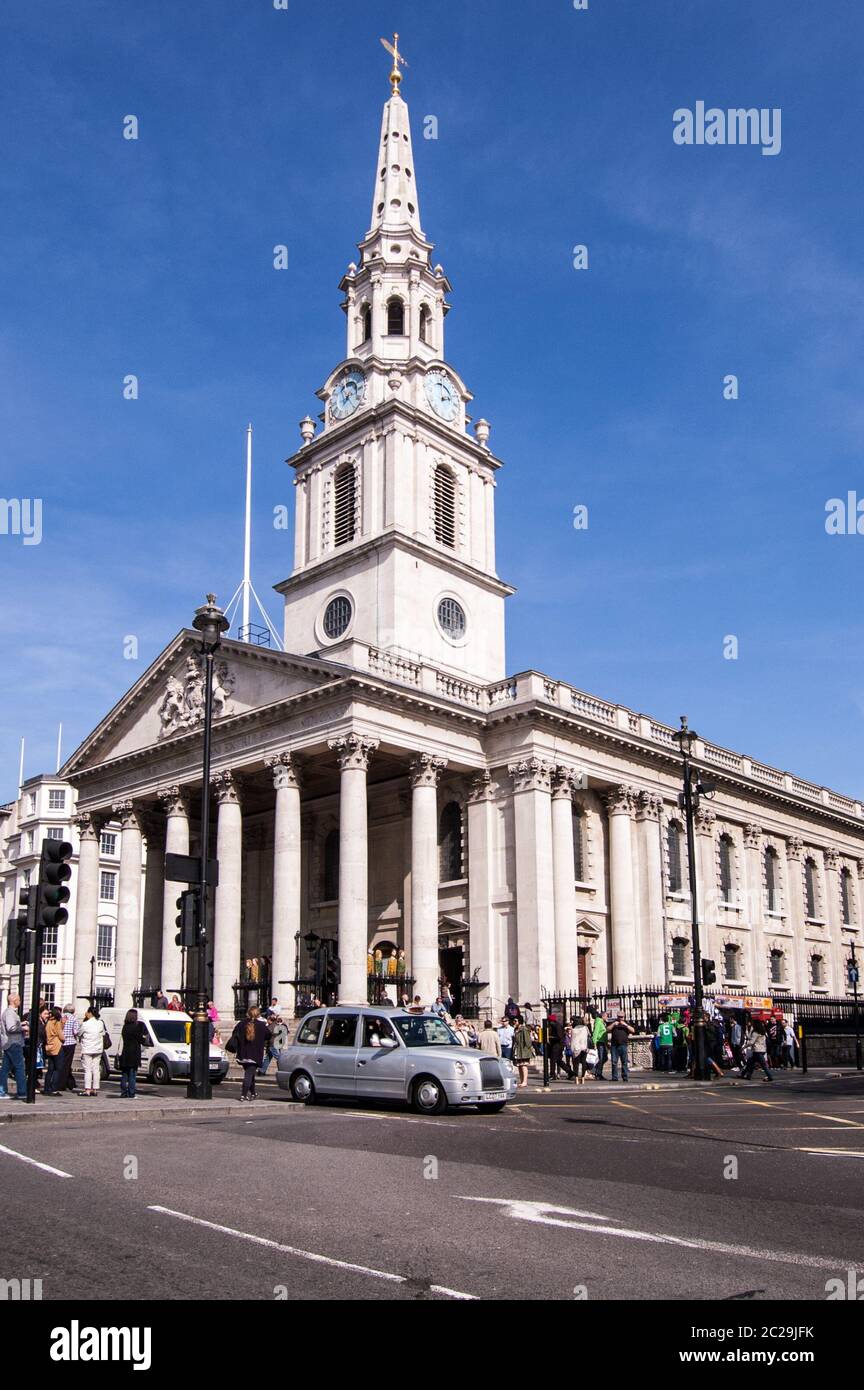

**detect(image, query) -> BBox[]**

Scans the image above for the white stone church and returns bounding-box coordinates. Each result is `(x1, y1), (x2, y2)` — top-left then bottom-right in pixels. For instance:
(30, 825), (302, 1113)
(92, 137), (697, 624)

(63, 67), (864, 1020)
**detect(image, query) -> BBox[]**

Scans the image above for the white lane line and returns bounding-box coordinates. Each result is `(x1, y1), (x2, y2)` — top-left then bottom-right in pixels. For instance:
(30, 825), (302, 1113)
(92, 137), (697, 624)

(457, 1197), (862, 1273)
(800, 1148), (864, 1160)
(149, 1205), (478, 1299)
(0, 1142), (72, 1178)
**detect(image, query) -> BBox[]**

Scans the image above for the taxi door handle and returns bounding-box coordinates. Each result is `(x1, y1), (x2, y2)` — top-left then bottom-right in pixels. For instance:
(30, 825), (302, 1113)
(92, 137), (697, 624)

(357, 1060), (367, 1066)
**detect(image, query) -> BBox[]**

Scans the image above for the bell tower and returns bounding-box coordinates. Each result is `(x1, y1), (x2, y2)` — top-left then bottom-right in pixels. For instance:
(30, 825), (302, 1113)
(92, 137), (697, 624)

(277, 39), (514, 685)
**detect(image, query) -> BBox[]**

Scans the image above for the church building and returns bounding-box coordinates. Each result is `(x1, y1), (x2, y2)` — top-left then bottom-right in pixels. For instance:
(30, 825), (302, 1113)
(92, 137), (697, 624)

(62, 60), (864, 1020)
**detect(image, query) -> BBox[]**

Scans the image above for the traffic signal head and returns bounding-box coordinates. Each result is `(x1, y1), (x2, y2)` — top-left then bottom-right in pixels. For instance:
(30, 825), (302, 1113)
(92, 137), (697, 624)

(38, 839), (73, 930)
(175, 888), (200, 948)
(701, 958), (716, 986)
(5, 917), (22, 966)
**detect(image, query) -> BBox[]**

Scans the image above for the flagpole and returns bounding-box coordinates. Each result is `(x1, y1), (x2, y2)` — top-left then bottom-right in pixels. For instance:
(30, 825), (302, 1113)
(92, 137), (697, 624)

(242, 424), (253, 640)
(18, 737), (25, 795)
(56, 723), (63, 773)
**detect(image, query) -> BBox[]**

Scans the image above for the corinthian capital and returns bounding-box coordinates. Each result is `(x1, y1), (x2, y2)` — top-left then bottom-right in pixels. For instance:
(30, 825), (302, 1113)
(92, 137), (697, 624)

(468, 770), (492, 803)
(111, 799), (143, 832)
(635, 790), (663, 822)
(786, 835), (804, 861)
(551, 766), (578, 801)
(824, 847), (840, 872)
(508, 758), (552, 794)
(158, 784), (190, 819)
(211, 770), (241, 805)
(409, 752), (448, 789)
(603, 785), (637, 817)
(744, 823), (762, 849)
(694, 807), (716, 836)
(73, 811), (105, 843)
(266, 751), (302, 791)
(329, 733), (379, 772)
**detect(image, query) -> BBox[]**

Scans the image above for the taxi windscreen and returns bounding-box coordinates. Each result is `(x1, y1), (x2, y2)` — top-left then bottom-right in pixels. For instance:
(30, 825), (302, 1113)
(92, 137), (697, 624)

(394, 1017), (459, 1048)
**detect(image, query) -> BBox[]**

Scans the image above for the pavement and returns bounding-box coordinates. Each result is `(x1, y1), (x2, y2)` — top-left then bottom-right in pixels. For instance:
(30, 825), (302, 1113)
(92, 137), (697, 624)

(2, 1070), (864, 1302)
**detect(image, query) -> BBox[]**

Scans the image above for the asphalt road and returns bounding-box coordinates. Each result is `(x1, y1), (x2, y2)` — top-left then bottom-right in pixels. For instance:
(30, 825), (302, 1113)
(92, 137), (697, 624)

(2, 1076), (864, 1302)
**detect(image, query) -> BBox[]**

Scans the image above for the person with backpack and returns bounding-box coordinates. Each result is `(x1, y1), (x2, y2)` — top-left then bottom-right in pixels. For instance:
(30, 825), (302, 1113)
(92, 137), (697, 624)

(590, 1010), (608, 1080)
(227, 1007), (272, 1101)
(512, 1014), (534, 1088)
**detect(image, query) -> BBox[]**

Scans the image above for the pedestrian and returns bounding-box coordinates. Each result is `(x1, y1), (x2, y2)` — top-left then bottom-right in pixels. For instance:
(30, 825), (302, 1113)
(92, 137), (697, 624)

(590, 1010), (608, 1080)
(260, 1014), (288, 1074)
(546, 1012), (566, 1079)
(452, 1015), (472, 1047)
(31, 1005), (50, 1092)
(782, 1020), (797, 1069)
(497, 1016), (515, 1060)
(432, 996), (447, 1018)
(741, 1020), (773, 1082)
(561, 1023), (576, 1080)
(43, 1007), (64, 1095)
(154, 989), (169, 1010)
(522, 1002), (536, 1030)
(207, 1001), (220, 1023)
(571, 1014), (590, 1084)
(728, 1014), (743, 1068)
(512, 1014), (534, 1087)
(0, 993), (28, 1100)
(118, 1009), (149, 1098)
(262, 998), (278, 1021)
(440, 981), (454, 1013)
(79, 1007), (106, 1096)
(478, 1018), (502, 1057)
(55, 1004), (80, 1092)
(504, 996), (520, 1023)
(228, 1007), (272, 1101)
(655, 1013), (675, 1072)
(609, 1013), (635, 1082)
(167, 993), (183, 1012)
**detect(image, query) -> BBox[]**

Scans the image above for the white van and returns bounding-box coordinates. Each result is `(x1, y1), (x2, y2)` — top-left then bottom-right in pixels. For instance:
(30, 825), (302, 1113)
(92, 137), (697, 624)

(99, 1008), (229, 1085)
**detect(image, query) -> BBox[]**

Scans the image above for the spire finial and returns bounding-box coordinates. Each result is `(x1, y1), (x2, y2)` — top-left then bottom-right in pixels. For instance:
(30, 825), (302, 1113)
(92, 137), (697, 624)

(380, 33), (408, 96)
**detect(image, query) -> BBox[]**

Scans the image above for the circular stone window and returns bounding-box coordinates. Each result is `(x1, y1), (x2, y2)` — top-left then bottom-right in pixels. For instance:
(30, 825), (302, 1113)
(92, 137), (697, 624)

(437, 596), (466, 640)
(323, 595), (353, 640)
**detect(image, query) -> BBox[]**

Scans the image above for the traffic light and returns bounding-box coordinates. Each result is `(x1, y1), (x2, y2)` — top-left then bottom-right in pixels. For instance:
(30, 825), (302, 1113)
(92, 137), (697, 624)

(37, 839), (73, 931)
(5, 917), (23, 965)
(701, 958), (716, 986)
(175, 888), (200, 948)
(6, 886), (36, 964)
(324, 955), (341, 996)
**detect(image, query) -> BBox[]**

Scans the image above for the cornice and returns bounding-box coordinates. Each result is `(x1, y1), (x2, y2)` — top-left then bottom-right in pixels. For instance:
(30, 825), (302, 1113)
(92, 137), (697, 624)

(286, 395), (503, 475)
(275, 529), (514, 601)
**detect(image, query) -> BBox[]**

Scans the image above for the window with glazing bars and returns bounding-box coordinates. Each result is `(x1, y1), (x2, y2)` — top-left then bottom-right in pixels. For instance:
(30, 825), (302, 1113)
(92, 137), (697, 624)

(333, 464), (356, 547)
(434, 465), (456, 548)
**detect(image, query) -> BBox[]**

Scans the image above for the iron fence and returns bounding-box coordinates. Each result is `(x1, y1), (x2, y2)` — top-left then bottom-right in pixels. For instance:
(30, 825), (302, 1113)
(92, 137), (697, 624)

(541, 985), (862, 1035)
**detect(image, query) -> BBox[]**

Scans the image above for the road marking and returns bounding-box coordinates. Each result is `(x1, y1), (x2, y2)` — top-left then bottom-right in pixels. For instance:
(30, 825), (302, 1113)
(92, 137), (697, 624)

(456, 1197), (861, 1273)
(148, 1205), (478, 1299)
(0, 1142), (72, 1178)
(609, 1100), (652, 1115)
(798, 1148), (864, 1160)
(800, 1112), (864, 1128)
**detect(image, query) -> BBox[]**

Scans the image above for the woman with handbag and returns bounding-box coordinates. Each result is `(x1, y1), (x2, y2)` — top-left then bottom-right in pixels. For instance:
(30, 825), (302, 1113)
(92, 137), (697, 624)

(79, 1007), (107, 1096)
(228, 1007), (272, 1102)
(512, 1015), (534, 1088)
(43, 1007), (64, 1095)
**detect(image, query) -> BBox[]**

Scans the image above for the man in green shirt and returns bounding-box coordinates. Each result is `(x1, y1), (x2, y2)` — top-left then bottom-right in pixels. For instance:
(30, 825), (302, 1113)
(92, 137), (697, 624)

(591, 1011), (608, 1079)
(656, 1013), (675, 1072)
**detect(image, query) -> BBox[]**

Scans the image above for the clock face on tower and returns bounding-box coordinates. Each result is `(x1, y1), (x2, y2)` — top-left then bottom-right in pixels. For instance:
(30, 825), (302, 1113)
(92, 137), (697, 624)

(425, 369), (460, 422)
(329, 368), (367, 421)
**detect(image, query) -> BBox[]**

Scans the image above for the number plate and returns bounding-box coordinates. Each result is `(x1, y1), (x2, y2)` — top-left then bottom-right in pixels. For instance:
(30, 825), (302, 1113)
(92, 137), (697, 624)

(482, 1090), (507, 1103)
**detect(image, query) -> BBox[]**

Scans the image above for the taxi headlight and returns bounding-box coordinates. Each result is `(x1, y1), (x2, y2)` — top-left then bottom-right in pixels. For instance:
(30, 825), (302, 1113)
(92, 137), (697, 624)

(454, 1061), (467, 1076)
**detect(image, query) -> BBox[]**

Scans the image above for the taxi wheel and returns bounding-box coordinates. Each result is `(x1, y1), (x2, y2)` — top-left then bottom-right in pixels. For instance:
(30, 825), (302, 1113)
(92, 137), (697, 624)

(411, 1075), (447, 1115)
(290, 1070), (317, 1104)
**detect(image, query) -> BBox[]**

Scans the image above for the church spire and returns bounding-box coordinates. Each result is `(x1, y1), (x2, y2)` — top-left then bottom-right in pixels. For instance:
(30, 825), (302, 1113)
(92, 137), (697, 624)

(368, 34), (423, 241)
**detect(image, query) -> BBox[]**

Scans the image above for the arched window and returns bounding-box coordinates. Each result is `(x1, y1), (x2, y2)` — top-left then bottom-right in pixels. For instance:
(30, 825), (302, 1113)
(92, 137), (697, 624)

(723, 943), (740, 981)
(765, 847), (779, 913)
(667, 821), (684, 894)
(333, 462), (357, 547)
(438, 802), (463, 882)
(719, 834), (735, 903)
(433, 464), (457, 548)
(770, 948), (784, 985)
(810, 954), (826, 988)
(322, 829), (340, 902)
(841, 867), (853, 925)
(419, 304), (431, 345)
(572, 805), (585, 882)
(361, 305), (372, 343)
(804, 857), (818, 919)
(672, 938), (689, 977)
(386, 297), (405, 335)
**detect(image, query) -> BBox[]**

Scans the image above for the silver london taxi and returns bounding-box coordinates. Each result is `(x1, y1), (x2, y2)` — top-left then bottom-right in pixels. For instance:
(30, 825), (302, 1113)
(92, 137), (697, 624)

(276, 1006), (517, 1114)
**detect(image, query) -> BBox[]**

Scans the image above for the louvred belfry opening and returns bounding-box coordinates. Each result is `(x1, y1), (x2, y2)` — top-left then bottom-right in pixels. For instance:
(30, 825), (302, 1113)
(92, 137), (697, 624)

(334, 463), (357, 547)
(434, 464), (456, 548)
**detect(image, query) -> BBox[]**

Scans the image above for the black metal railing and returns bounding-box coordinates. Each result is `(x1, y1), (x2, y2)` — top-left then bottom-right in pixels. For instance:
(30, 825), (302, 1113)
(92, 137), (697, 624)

(541, 984), (863, 1035)
(367, 974), (415, 1006)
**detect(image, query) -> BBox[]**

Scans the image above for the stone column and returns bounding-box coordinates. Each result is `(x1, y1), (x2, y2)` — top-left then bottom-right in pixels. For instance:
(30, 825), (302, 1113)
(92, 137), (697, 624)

(466, 772), (496, 1011)
(139, 814), (164, 992)
(370, 274), (384, 357)
(408, 269), (421, 356)
(267, 752), (302, 1018)
(158, 786), (190, 994)
(551, 767), (578, 992)
(112, 800), (144, 1008)
(409, 752), (447, 1005)
(72, 812), (104, 1006)
(329, 734), (378, 1004)
(695, 807), (717, 978)
(823, 848), (843, 994)
(604, 786), (638, 990)
(785, 836), (806, 992)
(636, 792), (665, 986)
(212, 771), (243, 1019)
(508, 758), (555, 1003)
(743, 824), (765, 987)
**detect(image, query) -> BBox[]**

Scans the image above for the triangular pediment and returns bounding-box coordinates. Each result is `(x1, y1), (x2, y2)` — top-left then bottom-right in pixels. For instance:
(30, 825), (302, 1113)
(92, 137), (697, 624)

(62, 632), (348, 776)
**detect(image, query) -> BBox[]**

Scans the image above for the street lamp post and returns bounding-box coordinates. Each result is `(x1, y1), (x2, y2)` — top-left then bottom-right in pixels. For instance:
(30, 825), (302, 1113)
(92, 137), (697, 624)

(850, 938), (862, 1073)
(672, 716), (710, 1081)
(187, 594), (229, 1101)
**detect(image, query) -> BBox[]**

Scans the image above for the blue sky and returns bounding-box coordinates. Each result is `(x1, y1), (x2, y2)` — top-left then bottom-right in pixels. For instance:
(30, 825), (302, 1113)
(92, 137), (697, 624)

(2, 0), (863, 800)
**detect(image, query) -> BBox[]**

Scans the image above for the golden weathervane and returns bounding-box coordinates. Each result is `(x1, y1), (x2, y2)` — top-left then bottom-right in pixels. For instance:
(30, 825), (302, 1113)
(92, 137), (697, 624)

(380, 33), (408, 95)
